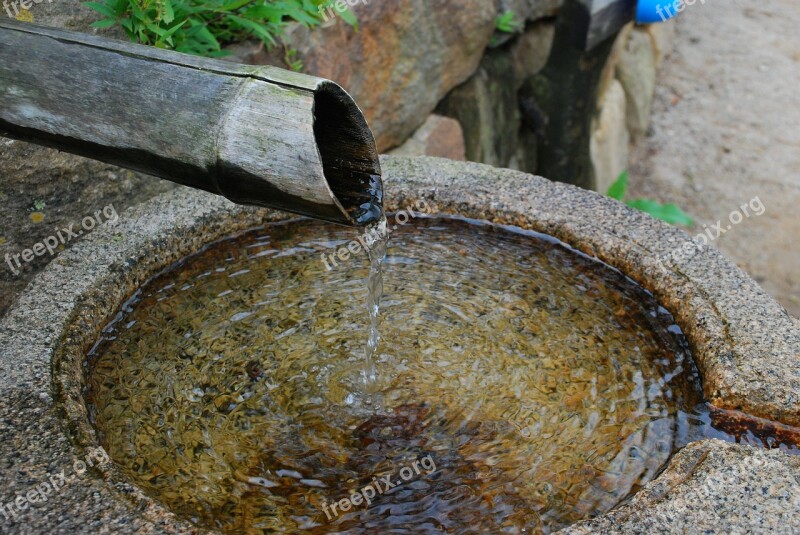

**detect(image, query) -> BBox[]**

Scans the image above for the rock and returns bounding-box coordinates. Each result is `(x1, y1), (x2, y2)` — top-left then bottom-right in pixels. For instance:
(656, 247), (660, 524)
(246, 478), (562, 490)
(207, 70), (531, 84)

(235, 0), (497, 152)
(616, 28), (657, 139)
(436, 49), (520, 168)
(518, 7), (619, 190)
(645, 19), (677, 67)
(510, 125), (538, 173)
(388, 115), (466, 161)
(490, 0), (561, 49)
(0, 140), (177, 316)
(596, 23), (633, 112)
(565, 440), (800, 534)
(509, 21), (556, 89)
(3, 0), (120, 35)
(590, 79), (629, 194)
(499, 0), (563, 22)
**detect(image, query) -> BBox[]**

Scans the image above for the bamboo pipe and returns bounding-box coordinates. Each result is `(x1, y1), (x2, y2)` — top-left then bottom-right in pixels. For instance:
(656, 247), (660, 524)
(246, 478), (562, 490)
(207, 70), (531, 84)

(0, 19), (382, 226)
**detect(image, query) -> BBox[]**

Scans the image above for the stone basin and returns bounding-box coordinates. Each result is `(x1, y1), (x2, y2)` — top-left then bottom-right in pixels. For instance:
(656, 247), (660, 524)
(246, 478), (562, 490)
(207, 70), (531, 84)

(1, 156), (799, 533)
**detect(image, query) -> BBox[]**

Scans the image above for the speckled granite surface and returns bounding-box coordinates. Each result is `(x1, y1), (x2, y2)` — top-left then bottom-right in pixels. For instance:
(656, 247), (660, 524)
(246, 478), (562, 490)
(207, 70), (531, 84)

(0, 156), (798, 533)
(566, 439), (800, 534)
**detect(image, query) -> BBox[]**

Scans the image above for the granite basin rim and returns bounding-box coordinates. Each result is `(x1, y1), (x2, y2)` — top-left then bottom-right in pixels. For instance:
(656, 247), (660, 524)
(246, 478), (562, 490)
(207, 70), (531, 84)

(1, 155), (798, 533)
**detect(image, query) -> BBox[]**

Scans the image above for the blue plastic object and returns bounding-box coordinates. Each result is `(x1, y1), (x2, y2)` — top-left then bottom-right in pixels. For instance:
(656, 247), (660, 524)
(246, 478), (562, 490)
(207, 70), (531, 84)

(636, 0), (682, 24)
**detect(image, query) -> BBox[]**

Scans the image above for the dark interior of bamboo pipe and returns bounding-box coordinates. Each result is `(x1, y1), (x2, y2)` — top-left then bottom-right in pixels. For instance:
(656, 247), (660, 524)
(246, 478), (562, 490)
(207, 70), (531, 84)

(313, 82), (383, 226)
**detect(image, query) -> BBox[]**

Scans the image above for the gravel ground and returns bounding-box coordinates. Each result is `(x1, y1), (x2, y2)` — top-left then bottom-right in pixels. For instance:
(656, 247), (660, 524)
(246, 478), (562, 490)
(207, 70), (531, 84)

(629, 0), (800, 317)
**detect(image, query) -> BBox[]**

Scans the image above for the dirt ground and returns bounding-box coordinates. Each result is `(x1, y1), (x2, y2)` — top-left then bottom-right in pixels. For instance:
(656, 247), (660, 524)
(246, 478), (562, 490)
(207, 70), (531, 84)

(628, 0), (800, 317)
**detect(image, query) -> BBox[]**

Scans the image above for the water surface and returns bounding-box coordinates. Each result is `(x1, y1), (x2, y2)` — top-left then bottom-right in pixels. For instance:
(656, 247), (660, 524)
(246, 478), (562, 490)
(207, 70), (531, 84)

(86, 217), (789, 534)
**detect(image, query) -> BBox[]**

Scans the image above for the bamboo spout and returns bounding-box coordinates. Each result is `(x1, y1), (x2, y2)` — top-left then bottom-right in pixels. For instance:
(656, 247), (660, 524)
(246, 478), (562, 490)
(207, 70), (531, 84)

(0, 19), (382, 226)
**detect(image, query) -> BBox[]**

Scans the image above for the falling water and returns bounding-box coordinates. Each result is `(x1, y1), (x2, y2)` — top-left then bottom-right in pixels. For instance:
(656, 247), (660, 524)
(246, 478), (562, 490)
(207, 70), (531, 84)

(362, 215), (389, 389)
(345, 172), (390, 392)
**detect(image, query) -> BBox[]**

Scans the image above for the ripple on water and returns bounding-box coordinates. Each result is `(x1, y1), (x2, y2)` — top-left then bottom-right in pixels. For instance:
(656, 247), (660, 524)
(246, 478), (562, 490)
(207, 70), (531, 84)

(86, 217), (756, 534)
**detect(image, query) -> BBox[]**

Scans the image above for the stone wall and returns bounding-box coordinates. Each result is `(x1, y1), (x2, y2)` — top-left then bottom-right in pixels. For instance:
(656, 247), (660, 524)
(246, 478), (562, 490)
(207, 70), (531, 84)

(232, 0), (675, 192)
(591, 21), (676, 193)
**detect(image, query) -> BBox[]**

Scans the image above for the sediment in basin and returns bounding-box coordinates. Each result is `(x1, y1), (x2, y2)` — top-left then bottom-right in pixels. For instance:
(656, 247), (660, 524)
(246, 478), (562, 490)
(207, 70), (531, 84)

(85, 217), (711, 532)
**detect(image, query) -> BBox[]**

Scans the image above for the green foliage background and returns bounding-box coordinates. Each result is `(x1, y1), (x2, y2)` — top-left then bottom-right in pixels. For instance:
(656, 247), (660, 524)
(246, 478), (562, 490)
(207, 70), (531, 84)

(85, 0), (356, 62)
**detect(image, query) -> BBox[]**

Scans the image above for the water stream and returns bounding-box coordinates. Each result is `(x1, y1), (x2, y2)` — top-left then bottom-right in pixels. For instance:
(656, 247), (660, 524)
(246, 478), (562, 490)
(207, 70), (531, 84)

(361, 215), (388, 390)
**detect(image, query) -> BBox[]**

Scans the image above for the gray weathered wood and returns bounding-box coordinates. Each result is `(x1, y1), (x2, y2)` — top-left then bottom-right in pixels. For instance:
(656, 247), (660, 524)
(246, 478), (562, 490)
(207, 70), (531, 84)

(0, 19), (381, 226)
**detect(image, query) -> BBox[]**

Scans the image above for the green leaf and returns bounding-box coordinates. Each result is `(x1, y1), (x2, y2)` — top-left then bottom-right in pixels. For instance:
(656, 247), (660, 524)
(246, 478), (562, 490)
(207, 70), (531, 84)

(338, 7), (358, 28)
(112, 0), (128, 16)
(130, 2), (147, 23)
(227, 14), (277, 46)
(84, 1), (118, 19)
(185, 23), (222, 51)
(145, 20), (170, 38)
(90, 18), (119, 28)
(626, 199), (694, 226)
(283, 2), (320, 26)
(219, 0), (255, 11)
(119, 17), (134, 32)
(161, 0), (175, 24)
(495, 11), (521, 33)
(607, 170), (628, 201)
(161, 19), (187, 45)
(241, 5), (283, 21)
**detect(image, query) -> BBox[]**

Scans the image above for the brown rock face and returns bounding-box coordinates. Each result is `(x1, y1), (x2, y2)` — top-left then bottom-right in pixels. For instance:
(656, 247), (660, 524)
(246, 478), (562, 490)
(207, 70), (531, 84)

(260, 0), (498, 152)
(509, 21), (555, 90)
(388, 114), (467, 161)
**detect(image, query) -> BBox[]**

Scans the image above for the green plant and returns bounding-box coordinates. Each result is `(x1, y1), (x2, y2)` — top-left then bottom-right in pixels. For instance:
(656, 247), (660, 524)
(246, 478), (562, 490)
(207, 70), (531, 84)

(607, 171), (694, 226)
(32, 199), (46, 211)
(283, 45), (303, 72)
(317, 0), (357, 27)
(495, 11), (521, 33)
(85, 0), (356, 58)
